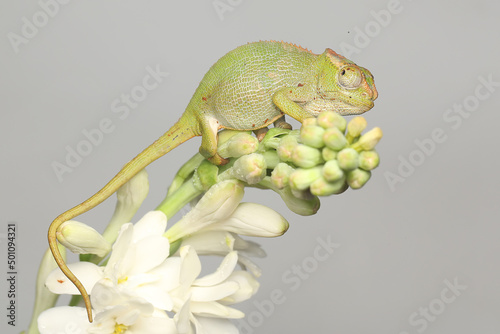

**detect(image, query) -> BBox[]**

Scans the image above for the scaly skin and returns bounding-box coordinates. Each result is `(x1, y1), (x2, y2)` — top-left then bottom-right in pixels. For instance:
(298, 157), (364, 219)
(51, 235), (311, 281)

(48, 40), (378, 322)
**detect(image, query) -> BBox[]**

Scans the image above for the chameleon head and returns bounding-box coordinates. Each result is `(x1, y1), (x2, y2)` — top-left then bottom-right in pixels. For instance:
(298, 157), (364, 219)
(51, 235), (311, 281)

(316, 48), (378, 115)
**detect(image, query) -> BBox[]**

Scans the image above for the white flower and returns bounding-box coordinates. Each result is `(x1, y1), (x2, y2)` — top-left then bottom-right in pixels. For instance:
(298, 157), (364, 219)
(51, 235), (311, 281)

(179, 231), (266, 277)
(165, 180), (289, 243)
(38, 280), (177, 334)
(169, 246), (260, 334)
(46, 211), (173, 311)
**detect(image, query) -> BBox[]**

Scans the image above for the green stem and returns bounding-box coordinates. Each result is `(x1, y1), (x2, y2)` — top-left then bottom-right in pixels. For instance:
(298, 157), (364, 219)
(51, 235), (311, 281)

(156, 178), (203, 219)
(167, 153), (205, 196)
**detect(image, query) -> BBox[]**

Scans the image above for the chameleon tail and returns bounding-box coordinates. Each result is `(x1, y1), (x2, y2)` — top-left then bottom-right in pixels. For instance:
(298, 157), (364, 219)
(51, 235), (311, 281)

(48, 116), (197, 322)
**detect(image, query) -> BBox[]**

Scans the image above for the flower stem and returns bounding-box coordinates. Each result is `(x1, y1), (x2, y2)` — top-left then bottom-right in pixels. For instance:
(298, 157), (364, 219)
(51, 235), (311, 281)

(156, 177), (203, 219)
(167, 153), (205, 196)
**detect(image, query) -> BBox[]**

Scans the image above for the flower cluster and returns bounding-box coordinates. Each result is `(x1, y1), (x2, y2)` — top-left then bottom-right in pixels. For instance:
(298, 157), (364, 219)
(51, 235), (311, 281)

(27, 111), (383, 334)
(35, 177), (287, 334)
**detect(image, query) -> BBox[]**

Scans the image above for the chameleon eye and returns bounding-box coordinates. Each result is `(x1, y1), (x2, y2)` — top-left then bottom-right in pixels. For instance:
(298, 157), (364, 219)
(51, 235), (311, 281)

(338, 66), (363, 90)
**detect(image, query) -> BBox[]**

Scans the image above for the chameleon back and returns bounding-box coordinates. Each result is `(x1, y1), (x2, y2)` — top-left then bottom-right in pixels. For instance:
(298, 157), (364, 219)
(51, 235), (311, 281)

(188, 41), (319, 130)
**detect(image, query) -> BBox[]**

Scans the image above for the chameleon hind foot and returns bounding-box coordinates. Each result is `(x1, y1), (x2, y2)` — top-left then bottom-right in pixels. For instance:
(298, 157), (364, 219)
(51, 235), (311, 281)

(207, 153), (229, 165)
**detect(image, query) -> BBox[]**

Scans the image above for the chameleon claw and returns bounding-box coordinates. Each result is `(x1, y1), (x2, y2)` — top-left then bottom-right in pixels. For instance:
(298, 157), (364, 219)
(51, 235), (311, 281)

(208, 153), (230, 165)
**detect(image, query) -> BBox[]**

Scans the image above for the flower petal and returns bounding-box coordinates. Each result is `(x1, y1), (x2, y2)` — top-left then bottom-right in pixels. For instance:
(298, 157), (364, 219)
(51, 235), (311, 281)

(237, 254), (262, 278)
(219, 271), (260, 304)
(190, 281), (239, 302)
(189, 301), (244, 319)
(38, 306), (91, 334)
(133, 211), (168, 242)
(180, 246), (201, 286)
(135, 284), (174, 311)
(151, 257), (182, 291)
(194, 251), (238, 287)
(132, 314), (178, 334)
(105, 223), (134, 278)
(129, 235), (170, 275)
(180, 231), (235, 255)
(174, 298), (192, 334)
(206, 202), (289, 237)
(45, 262), (103, 295)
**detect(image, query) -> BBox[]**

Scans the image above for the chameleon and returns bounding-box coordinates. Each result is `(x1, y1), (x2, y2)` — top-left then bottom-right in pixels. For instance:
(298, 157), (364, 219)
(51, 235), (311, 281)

(48, 40), (378, 321)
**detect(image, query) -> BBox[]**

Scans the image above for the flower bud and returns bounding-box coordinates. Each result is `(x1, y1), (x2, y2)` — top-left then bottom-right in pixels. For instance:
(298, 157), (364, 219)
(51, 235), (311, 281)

(300, 125), (325, 148)
(310, 176), (347, 196)
(346, 168), (371, 189)
(337, 148), (359, 171)
(193, 160), (219, 191)
(322, 160), (344, 182)
(322, 147), (337, 161)
(277, 135), (299, 162)
(271, 163), (295, 189)
(206, 203), (289, 237)
(359, 150), (380, 170)
(351, 127), (383, 152)
(116, 168), (149, 208)
(232, 153), (267, 184)
(302, 117), (318, 127)
(218, 132), (259, 158)
(291, 144), (322, 168)
(289, 167), (322, 190)
(346, 116), (367, 142)
(317, 111), (346, 132)
(262, 150), (280, 169)
(57, 221), (111, 257)
(323, 127), (348, 151)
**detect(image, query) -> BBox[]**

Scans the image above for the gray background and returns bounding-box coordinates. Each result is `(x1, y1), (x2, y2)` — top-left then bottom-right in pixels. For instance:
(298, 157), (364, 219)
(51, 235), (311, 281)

(1, 0), (500, 333)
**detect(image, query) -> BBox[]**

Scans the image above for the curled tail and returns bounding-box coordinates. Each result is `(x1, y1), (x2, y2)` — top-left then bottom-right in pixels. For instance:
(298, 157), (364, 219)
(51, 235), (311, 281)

(48, 116), (197, 322)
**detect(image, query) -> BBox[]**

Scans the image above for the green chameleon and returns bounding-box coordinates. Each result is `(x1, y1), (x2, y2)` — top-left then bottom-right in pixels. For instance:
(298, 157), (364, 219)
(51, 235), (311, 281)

(48, 40), (378, 321)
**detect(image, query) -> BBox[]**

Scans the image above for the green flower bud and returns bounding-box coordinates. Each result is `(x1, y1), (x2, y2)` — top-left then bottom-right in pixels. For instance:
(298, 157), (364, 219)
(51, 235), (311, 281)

(291, 144), (323, 168)
(359, 150), (380, 170)
(337, 148), (359, 171)
(229, 153), (267, 184)
(347, 168), (371, 189)
(302, 117), (318, 127)
(310, 176), (347, 196)
(289, 129), (301, 141)
(289, 166), (322, 190)
(193, 160), (219, 191)
(323, 127), (348, 151)
(257, 177), (320, 216)
(217, 129), (251, 145)
(317, 111), (347, 132)
(300, 125), (325, 148)
(217, 132), (259, 158)
(277, 135), (299, 162)
(350, 127), (383, 152)
(262, 150), (280, 169)
(271, 163), (295, 189)
(322, 147), (337, 161)
(322, 160), (344, 182)
(57, 221), (111, 257)
(346, 116), (367, 143)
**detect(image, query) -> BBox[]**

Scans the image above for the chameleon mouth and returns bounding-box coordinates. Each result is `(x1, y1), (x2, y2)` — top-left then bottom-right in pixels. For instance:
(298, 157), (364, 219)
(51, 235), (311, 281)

(327, 98), (374, 115)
